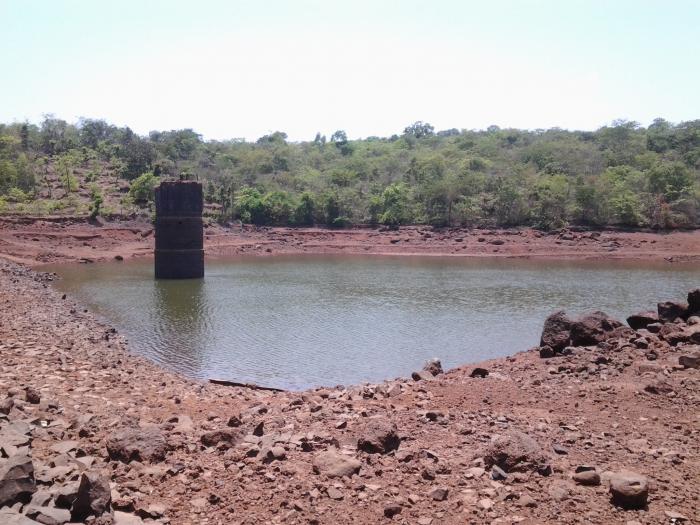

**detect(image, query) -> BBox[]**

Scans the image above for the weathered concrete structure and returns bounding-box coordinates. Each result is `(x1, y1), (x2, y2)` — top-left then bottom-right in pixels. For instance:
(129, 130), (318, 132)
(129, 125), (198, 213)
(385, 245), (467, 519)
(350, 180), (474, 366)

(154, 181), (204, 279)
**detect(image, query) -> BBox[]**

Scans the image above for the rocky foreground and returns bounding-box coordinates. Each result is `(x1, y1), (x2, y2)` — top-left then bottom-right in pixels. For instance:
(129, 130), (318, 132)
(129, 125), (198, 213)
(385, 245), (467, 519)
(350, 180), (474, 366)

(0, 259), (699, 525)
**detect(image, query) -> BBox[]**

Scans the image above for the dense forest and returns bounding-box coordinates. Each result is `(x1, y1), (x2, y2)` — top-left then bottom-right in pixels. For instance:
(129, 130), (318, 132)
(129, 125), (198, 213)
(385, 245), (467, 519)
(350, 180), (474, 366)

(0, 116), (698, 229)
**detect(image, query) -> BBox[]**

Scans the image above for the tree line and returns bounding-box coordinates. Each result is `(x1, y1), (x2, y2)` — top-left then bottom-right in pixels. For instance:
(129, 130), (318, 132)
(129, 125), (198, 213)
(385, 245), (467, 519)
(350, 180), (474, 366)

(0, 116), (698, 229)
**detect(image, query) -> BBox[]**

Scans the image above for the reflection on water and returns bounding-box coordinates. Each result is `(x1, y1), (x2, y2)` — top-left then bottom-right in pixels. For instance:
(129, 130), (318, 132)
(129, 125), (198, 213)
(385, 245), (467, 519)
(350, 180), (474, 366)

(44, 255), (700, 390)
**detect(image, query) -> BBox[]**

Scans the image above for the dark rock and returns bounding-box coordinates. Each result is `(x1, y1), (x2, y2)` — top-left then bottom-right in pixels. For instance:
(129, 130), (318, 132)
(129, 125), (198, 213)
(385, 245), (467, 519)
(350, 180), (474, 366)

(53, 482), (80, 508)
(411, 370), (434, 382)
(484, 431), (550, 474)
(428, 487), (449, 501)
(227, 415), (242, 427)
(422, 358), (443, 376)
(200, 429), (240, 448)
(644, 380), (673, 395)
(106, 427), (168, 463)
(688, 288), (700, 316)
(24, 387), (41, 405)
(25, 505), (71, 525)
(627, 311), (658, 330)
(491, 465), (507, 480)
(252, 422), (264, 437)
(311, 451), (361, 478)
(357, 420), (400, 454)
(569, 311), (623, 346)
(538, 346), (555, 358)
(71, 472), (111, 521)
(0, 455), (36, 506)
(609, 472), (648, 509)
(573, 469), (600, 486)
(0, 397), (14, 415)
(540, 311), (573, 352)
(646, 322), (662, 333)
(657, 301), (688, 323)
(470, 367), (489, 378)
(383, 503), (402, 518)
(679, 352), (700, 369)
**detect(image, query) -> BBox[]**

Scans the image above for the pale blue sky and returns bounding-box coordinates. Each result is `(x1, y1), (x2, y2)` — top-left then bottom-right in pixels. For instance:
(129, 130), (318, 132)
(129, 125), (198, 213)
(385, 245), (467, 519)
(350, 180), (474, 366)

(1, 0), (698, 141)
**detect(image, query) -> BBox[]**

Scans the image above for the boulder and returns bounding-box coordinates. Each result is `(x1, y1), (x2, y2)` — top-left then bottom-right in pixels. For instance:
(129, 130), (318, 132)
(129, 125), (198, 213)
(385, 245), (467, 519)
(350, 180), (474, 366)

(200, 429), (240, 448)
(626, 311), (658, 330)
(470, 367), (489, 378)
(679, 351), (700, 369)
(540, 311), (572, 352)
(357, 420), (400, 454)
(657, 301), (688, 323)
(0, 455), (36, 506)
(411, 370), (434, 382)
(71, 472), (111, 521)
(538, 346), (555, 358)
(311, 451), (361, 478)
(25, 505), (71, 525)
(0, 507), (42, 525)
(609, 472), (648, 509)
(569, 311), (623, 346)
(688, 289), (700, 316)
(484, 431), (550, 474)
(24, 388), (40, 405)
(422, 358), (443, 377)
(106, 427), (167, 463)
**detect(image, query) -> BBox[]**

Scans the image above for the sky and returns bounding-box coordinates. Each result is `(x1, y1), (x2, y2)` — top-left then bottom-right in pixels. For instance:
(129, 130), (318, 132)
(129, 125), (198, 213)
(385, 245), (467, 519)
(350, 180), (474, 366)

(1, 0), (698, 141)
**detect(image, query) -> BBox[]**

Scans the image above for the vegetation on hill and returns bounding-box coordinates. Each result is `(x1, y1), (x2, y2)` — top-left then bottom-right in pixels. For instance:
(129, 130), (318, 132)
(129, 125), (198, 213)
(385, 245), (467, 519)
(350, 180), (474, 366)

(0, 116), (698, 229)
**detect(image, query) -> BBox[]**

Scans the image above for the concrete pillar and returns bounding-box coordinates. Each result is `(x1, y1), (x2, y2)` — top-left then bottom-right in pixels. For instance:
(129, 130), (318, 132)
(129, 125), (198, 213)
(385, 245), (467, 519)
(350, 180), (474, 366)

(154, 181), (204, 279)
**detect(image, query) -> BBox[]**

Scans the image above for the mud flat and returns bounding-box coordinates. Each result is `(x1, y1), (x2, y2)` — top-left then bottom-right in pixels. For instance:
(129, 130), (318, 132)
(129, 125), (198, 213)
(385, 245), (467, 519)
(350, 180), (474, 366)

(0, 256), (699, 524)
(1, 216), (699, 266)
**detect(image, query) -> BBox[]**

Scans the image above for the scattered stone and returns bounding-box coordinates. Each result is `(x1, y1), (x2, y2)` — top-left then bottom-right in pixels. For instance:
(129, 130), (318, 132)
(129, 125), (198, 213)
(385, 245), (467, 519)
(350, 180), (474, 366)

(0, 454), (36, 506)
(658, 301), (688, 323)
(540, 311), (573, 352)
(570, 311), (623, 346)
(24, 387), (41, 405)
(422, 358), (443, 376)
(106, 427), (167, 463)
(688, 288), (700, 316)
(383, 503), (402, 518)
(25, 505), (71, 525)
(357, 420), (400, 454)
(573, 468), (600, 486)
(326, 486), (343, 500)
(538, 346), (555, 358)
(609, 472), (648, 509)
(679, 352), (700, 369)
(71, 472), (112, 521)
(411, 370), (434, 382)
(428, 487), (448, 501)
(312, 451), (361, 478)
(484, 431), (550, 474)
(626, 311), (659, 330)
(470, 367), (489, 378)
(490, 465), (507, 480)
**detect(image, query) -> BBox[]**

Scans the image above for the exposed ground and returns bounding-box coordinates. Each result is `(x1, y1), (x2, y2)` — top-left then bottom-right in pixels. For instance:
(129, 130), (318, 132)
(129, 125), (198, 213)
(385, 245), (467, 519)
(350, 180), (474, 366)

(0, 216), (699, 267)
(0, 220), (699, 524)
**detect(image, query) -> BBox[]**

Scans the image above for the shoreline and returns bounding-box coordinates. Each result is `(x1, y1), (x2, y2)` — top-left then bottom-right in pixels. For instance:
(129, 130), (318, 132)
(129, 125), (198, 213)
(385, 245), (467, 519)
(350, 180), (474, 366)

(1, 216), (699, 268)
(1, 235), (699, 523)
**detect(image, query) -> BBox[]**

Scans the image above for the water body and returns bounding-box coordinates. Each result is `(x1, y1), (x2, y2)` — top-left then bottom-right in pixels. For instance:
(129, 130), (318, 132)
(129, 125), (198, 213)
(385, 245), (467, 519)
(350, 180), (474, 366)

(45, 256), (700, 390)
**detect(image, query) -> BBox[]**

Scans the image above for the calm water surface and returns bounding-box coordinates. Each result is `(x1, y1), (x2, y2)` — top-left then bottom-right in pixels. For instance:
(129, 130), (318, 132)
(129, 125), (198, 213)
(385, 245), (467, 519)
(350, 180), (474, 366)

(45, 256), (700, 390)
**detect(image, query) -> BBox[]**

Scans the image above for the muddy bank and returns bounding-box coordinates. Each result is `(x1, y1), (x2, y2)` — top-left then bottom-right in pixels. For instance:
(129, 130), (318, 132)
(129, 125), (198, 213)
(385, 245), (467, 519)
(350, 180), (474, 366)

(1, 258), (699, 524)
(1, 215), (699, 266)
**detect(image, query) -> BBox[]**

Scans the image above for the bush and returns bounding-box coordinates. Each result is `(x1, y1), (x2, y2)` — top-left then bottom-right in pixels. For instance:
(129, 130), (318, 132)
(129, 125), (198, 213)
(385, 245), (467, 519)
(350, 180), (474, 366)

(128, 172), (158, 204)
(6, 187), (28, 203)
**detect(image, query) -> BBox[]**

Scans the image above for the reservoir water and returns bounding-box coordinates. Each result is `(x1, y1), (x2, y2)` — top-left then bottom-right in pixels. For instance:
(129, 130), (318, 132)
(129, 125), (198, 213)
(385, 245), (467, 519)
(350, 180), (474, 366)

(45, 256), (700, 390)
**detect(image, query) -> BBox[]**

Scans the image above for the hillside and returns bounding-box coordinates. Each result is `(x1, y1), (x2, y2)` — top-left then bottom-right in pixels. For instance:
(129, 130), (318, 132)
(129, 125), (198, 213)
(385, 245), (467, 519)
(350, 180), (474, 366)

(0, 117), (699, 229)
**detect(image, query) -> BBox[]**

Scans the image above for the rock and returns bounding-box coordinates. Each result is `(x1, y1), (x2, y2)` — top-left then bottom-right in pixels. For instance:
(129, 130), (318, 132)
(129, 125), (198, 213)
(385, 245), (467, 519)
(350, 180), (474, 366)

(227, 415), (242, 427)
(490, 465), (507, 480)
(201, 429), (240, 447)
(71, 472), (111, 521)
(0, 397), (14, 415)
(664, 510), (689, 521)
(252, 422), (264, 437)
(411, 370), (434, 382)
(0, 454), (36, 506)
(609, 472), (648, 509)
(428, 487), (448, 501)
(540, 311), (573, 352)
(688, 288), (700, 316)
(24, 387), (41, 405)
(570, 311), (623, 346)
(0, 507), (43, 525)
(113, 511), (145, 525)
(573, 469), (600, 486)
(626, 311), (659, 330)
(679, 351), (700, 369)
(25, 505), (71, 525)
(538, 346), (555, 358)
(312, 451), (361, 478)
(106, 427), (167, 463)
(326, 487), (343, 500)
(422, 358), (443, 376)
(658, 301), (688, 323)
(483, 431), (550, 474)
(470, 367), (489, 378)
(478, 497), (494, 510)
(519, 494), (537, 507)
(53, 482), (79, 508)
(644, 380), (673, 394)
(383, 503), (402, 518)
(357, 420), (400, 454)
